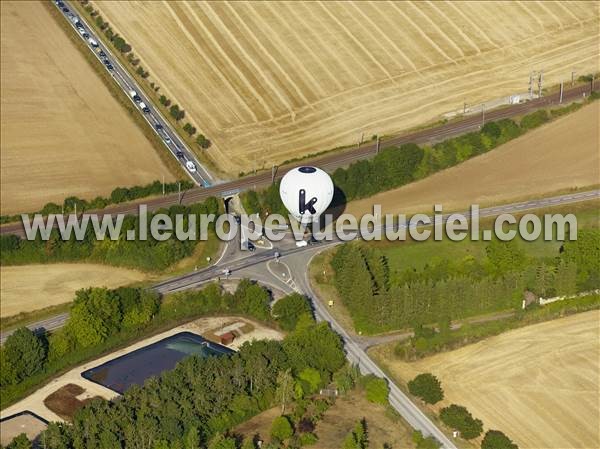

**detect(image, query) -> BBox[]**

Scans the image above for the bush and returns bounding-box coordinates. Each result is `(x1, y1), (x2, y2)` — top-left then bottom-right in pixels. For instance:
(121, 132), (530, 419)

(412, 430), (440, 449)
(363, 375), (389, 405)
(481, 430), (519, 449)
(407, 373), (444, 404)
(519, 110), (549, 130)
(196, 133), (211, 149)
(439, 404), (483, 439)
(6, 433), (31, 449)
(299, 432), (318, 446)
(272, 294), (313, 331)
(1, 328), (47, 386)
(271, 415), (294, 441)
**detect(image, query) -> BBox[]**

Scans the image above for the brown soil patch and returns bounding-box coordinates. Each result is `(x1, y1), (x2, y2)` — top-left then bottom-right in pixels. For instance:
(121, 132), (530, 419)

(234, 390), (414, 448)
(43, 383), (101, 421)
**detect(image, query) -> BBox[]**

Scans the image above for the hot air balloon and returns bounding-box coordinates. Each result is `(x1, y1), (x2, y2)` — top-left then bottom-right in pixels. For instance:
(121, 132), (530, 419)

(279, 166), (334, 223)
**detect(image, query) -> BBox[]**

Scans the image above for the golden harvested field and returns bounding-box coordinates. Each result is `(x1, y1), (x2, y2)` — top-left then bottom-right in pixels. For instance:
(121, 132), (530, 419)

(371, 310), (600, 449)
(0, 264), (146, 317)
(0, 1), (175, 215)
(346, 101), (600, 216)
(95, 1), (599, 175)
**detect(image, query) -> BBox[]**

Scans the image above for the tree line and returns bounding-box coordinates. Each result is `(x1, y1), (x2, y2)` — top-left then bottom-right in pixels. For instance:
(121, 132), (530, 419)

(29, 308), (343, 447)
(240, 96), (598, 217)
(0, 180), (195, 225)
(78, 0), (211, 151)
(330, 231), (599, 334)
(407, 373), (518, 449)
(0, 197), (220, 272)
(1, 282), (316, 410)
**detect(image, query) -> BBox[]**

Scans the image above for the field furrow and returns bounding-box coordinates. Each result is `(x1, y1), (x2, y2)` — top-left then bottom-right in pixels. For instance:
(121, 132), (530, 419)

(91, 1), (599, 175)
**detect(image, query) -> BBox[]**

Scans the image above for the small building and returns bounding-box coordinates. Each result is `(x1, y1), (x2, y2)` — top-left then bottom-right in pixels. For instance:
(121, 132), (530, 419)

(220, 332), (235, 345)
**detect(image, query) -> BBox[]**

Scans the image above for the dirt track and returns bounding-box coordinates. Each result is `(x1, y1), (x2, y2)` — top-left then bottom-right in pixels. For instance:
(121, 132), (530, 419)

(95, 1), (599, 175)
(0, 1), (175, 215)
(372, 310), (600, 449)
(346, 101), (600, 216)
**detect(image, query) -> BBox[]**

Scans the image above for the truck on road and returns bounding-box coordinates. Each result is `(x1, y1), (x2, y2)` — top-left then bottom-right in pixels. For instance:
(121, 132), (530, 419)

(129, 90), (141, 103)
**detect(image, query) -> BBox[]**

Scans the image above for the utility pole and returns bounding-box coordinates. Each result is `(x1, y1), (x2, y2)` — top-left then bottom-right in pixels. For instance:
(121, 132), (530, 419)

(178, 182), (181, 204)
(481, 104), (485, 127)
(559, 80), (564, 103)
(571, 70), (576, 86)
(529, 71), (534, 99)
(591, 73), (595, 94)
(162, 174), (165, 196)
(376, 135), (380, 154)
(538, 70), (543, 98)
(463, 101), (467, 114)
(271, 164), (277, 184)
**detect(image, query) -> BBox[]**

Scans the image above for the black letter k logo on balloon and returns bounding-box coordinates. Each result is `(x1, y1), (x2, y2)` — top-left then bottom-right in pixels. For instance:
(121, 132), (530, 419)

(299, 189), (317, 215)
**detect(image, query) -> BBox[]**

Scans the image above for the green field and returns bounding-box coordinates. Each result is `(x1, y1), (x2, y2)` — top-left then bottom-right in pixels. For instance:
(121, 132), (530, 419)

(373, 201), (599, 280)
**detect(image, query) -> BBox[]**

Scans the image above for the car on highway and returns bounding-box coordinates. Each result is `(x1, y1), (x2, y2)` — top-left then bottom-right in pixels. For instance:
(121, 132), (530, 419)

(62, 6), (69, 13)
(139, 102), (150, 113)
(88, 38), (99, 48)
(155, 123), (163, 131)
(98, 50), (106, 58)
(77, 27), (85, 35)
(176, 149), (184, 159)
(164, 136), (172, 144)
(129, 90), (141, 103)
(185, 161), (197, 172)
(295, 240), (308, 248)
(82, 32), (89, 39)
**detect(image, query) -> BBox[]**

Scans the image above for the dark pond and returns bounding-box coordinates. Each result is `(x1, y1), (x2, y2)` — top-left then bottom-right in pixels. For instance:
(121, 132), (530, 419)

(81, 331), (233, 394)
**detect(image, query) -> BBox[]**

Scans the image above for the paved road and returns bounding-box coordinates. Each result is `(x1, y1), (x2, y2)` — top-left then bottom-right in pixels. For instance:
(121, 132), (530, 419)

(1, 79), (596, 236)
(3, 191), (598, 447)
(53, 0), (213, 186)
(4, 188), (597, 344)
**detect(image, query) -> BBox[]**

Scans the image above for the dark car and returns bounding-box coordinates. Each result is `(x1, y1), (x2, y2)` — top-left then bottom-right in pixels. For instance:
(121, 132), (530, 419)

(106, 64), (114, 70)
(155, 123), (163, 131)
(62, 7), (69, 13)
(82, 33), (89, 39)
(133, 95), (141, 103)
(99, 50), (106, 58)
(176, 150), (184, 159)
(246, 241), (256, 252)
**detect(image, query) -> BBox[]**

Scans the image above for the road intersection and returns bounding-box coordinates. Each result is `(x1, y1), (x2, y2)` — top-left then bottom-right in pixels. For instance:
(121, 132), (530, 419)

(4, 189), (598, 447)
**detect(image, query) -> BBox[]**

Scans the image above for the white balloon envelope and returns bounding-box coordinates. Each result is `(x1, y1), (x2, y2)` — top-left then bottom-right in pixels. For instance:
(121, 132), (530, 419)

(279, 166), (334, 223)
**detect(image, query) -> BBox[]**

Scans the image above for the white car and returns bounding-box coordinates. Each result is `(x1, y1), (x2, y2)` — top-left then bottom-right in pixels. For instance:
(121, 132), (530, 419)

(295, 240), (308, 248)
(186, 161), (197, 172)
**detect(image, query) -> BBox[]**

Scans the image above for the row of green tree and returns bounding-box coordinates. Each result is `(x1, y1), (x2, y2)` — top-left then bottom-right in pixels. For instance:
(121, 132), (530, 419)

(0, 283), (315, 407)
(239, 100), (596, 217)
(407, 373), (517, 449)
(330, 231), (599, 334)
(395, 293), (600, 360)
(0, 197), (220, 271)
(79, 1), (211, 150)
(0, 180), (195, 225)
